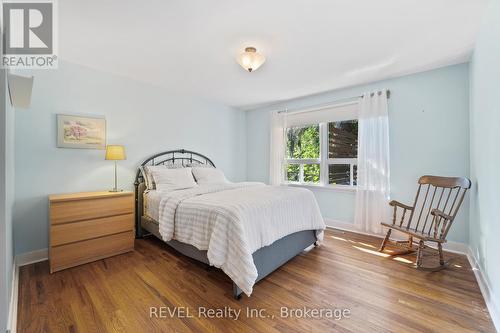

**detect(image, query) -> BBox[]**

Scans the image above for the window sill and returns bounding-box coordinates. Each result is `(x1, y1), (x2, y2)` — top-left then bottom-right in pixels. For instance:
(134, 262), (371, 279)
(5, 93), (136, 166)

(283, 183), (357, 193)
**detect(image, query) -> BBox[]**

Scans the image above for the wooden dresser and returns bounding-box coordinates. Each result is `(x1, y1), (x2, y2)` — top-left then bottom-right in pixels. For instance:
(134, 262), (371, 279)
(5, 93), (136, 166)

(49, 191), (135, 273)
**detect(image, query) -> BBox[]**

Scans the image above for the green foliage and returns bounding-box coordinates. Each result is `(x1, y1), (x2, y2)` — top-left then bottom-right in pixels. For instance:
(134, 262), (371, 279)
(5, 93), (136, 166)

(287, 164), (300, 182)
(304, 164), (320, 183)
(286, 125), (319, 159)
(286, 124), (320, 183)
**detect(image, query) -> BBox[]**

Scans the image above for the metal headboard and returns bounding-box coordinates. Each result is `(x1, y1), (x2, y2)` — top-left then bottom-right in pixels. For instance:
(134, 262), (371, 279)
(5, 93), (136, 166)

(133, 149), (216, 237)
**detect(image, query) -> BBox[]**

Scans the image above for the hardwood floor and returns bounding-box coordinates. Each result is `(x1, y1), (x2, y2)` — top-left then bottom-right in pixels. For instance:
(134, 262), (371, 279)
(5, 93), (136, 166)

(18, 229), (495, 332)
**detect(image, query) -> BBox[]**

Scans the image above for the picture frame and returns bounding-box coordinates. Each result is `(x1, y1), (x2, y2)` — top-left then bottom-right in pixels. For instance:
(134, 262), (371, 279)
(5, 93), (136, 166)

(57, 114), (106, 149)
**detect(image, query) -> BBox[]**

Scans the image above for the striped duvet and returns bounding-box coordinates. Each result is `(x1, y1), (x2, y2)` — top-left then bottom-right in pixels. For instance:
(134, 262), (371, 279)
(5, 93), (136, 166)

(157, 182), (326, 296)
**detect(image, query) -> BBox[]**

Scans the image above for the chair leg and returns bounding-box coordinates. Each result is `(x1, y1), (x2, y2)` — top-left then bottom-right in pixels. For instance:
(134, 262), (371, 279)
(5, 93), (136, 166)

(416, 240), (425, 268)
(438, 243), (444, 266)
(379, 229), (392, 252)
(408, 236), (413, 250)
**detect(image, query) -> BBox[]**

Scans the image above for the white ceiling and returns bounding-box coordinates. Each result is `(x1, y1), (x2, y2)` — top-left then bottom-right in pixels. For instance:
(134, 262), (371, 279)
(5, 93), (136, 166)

(59, 0), (488, 109)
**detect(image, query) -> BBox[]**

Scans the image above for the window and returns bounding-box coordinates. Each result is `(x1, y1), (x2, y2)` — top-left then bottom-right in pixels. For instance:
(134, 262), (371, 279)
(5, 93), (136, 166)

(328, 120), (358, 186)
(283, 103), (358, 188)
(285, 124), (320, 184)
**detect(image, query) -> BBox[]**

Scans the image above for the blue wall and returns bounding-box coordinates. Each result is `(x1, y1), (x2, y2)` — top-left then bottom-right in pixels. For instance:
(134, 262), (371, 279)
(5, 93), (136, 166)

(13, 61), (247, 255)
(0, 70), (15, 331)
(469, 0), (500, 325)
(246, 63), (470, 243)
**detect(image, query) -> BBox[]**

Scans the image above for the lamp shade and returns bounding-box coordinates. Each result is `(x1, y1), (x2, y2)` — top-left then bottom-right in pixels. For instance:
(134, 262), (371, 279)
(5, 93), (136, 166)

(237, 47), (265, 72)
(105, 145), (126, 160)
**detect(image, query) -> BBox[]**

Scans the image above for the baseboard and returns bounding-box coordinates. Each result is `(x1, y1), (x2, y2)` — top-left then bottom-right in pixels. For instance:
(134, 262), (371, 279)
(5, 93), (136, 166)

(465, 247), (500, 331)
(7, 261), (18, 333)
(15, 248), (48, 267)
(324, 219), (468, 255)
(7, 248), (49, 332)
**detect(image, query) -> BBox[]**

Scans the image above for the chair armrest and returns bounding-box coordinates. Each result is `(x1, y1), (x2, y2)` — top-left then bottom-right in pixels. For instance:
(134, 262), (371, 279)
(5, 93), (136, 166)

(431, 209), (453, 240)
(431, 209), (452, 221)
(389, 200), (414, 211)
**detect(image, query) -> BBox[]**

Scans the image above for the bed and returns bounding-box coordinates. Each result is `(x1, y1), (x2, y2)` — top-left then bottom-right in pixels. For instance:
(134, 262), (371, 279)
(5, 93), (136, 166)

(134, 149), (326, 299)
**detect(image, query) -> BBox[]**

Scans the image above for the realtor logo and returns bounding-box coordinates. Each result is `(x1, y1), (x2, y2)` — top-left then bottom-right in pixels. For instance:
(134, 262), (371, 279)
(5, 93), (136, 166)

(2, 0), (58, 68)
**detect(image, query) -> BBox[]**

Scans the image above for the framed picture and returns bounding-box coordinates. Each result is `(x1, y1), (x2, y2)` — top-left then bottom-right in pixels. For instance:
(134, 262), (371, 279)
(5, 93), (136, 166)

(57, 114), (106, 149)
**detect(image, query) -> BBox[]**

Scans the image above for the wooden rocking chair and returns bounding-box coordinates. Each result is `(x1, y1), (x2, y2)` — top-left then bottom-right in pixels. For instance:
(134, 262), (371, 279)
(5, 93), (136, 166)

(379, 175), (471, 271)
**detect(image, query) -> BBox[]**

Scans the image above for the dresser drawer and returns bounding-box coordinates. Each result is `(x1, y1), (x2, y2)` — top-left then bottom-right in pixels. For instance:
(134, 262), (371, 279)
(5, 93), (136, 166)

(50, 231), (134, 272)
(51, 214), (134, 246)
(50, 195), (134, 224)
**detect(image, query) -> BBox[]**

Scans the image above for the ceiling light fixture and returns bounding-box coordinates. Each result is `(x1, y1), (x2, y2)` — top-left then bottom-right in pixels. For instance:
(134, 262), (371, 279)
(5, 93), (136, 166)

(237, 47), (265, 72)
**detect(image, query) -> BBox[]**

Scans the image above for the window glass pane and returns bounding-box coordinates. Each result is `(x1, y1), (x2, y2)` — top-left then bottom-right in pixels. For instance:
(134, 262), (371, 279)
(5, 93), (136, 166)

(328, 120), (358, 158)
(286, 124), (320, 159)
(287, 164), (300, 182)
(303, 164), (320, 183)
(329, 164), (351, 185)
(353, 165), (358, 186)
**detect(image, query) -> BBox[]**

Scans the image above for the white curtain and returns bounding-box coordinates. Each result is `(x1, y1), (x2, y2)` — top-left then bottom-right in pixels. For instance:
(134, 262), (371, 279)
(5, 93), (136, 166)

(354, 90), (391, 234)
(269, 110), (286, 185)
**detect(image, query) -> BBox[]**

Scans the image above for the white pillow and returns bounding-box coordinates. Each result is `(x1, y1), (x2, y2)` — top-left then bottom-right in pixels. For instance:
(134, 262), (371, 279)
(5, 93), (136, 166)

(141, 164), (184, 190)
(141, 165), (164, 190)
(192, 167), (229, 185)
(151, 167), (197, 192)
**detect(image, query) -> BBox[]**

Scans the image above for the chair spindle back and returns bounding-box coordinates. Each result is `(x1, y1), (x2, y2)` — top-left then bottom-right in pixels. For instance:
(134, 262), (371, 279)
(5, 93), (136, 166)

(405, 176), (471, 240)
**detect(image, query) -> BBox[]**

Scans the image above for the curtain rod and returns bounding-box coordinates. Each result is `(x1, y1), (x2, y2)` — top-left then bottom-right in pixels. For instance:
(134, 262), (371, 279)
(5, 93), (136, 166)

(277, 89), (390, 114)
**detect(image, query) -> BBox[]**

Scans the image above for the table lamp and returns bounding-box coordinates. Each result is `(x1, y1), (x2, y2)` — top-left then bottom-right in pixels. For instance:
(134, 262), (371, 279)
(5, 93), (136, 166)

(105, 145), (126, 192)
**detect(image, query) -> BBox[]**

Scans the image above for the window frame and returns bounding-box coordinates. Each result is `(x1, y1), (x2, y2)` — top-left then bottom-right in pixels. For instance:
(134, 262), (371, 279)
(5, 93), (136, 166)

(283, 121), (358, 189)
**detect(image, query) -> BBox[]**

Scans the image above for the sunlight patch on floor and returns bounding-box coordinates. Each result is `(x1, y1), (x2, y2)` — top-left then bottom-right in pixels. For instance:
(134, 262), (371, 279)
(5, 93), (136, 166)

(333, 232), (417, 263)
(331, 235), (379, 249)
(352, 246), (391, 258)
(357, 242), (376, 248)
(330, 236), (348, 242)
(393, 257), (413, 264)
